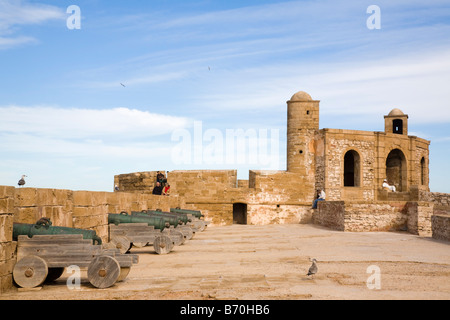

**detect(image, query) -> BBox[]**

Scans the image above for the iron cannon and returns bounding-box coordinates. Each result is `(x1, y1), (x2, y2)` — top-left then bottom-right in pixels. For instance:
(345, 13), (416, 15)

(13, 217), (102, 245)
(108, 212), (170, 230)
(131, 210), (184, 227)
(170, 207), (204, 219)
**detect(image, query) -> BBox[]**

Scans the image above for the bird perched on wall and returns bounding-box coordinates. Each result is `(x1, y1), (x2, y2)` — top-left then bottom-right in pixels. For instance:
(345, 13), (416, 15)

(307, 258), (318, 279)
(18, 175), (27, 187)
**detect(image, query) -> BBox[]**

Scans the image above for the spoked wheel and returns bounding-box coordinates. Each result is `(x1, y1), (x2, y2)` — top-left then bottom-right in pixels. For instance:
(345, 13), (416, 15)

(87, 255), (120, 289)
(13, 255), (48, 288)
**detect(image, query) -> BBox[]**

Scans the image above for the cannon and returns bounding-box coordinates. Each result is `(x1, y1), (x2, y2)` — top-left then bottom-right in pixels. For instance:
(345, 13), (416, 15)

(170, 208), (211, 231)
(146, 209), (192, 225)
(131, 210), (183, 228)
(131, 210), (194, 240)
(108, 212), (169, 231)
(107, 212), (184, 253)
(13, 233), (138, 289)
(170, 207), (204, 219)
(13, 217), (102, 245)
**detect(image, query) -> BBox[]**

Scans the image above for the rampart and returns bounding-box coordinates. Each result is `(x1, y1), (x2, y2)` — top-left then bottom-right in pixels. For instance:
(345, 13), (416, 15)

(0, 185), (184, 294)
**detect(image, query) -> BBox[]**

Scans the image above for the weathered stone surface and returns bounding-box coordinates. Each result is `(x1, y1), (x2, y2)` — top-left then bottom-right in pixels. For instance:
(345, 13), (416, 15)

(432, 214), (450, 242)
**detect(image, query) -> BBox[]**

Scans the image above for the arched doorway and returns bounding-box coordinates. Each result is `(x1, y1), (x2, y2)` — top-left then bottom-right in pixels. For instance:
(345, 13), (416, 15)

(386, 149), (407, 192)
(233, 203), (247, 224)
(344, 150), (361, 187)
(420, 157), (426, 185)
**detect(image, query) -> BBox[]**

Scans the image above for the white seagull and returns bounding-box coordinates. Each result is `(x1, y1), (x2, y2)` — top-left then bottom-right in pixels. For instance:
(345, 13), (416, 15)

(307, 258), (318, 279)
(18, 175), (27, 187)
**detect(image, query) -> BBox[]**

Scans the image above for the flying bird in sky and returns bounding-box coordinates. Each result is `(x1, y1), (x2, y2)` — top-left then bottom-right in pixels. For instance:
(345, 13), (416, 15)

(120, 83), (126, 87)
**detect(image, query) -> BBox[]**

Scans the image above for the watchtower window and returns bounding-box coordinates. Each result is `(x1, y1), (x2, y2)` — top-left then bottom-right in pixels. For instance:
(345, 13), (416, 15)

(393, 119), (403, 134)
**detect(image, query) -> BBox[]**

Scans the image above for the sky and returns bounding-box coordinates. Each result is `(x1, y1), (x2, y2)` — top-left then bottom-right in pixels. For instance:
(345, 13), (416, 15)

(0, 0), (449, 192)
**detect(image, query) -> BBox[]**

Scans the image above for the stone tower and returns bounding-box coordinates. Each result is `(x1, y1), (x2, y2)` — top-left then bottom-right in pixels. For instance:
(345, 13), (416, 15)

(285, 91), (321, 202)
(384, 108), (409, 135)
(286, 91), (320, 174)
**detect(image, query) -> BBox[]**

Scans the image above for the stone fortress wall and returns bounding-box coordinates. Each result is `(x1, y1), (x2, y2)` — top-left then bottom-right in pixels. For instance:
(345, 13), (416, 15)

(115, 91), (447, 235)
(2, 90), (450, 294)
(0, 185), (184, 294)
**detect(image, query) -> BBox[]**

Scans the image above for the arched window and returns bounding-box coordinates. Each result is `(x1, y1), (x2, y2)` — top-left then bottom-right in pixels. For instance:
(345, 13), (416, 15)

(386, 149), (407, 192)
(344, 150), (361, 187)
(393, 119), (403, 134)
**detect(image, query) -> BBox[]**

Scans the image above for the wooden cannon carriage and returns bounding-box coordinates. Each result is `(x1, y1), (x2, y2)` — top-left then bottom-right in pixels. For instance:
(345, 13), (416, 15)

(107, 212), (186, 254)
(13, 234), (138, 289)
(170, 207), (211, 231)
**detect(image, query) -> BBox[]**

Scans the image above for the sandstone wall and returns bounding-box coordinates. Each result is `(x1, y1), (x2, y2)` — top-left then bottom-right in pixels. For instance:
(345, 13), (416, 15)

(322, 129), (376, 202)
(430, 192), (450, 207)
(406, 202), (433, 236)
(0, 186), (15, 294)
(14, 188), (73, 227)
(114, 171), (166, 193)
(117, 169), (317, 226)
(315, 200), (433, 234)
(0, 184), (184, 294)
(312, 201), (345, 231)
(432, 214), (450, 242)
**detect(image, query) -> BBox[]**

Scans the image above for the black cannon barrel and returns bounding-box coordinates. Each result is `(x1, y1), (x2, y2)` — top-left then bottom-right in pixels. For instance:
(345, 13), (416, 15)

(13, 218), (102, 245)
(108, 212), (169, 230)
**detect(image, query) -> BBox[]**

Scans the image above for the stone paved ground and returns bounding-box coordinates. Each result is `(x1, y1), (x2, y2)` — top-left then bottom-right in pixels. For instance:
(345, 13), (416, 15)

(1, 224), (449, 300)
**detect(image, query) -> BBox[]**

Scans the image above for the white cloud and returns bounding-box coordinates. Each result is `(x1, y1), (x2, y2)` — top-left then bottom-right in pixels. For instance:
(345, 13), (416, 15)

(0, 0), (65, 49)
(0, 105), (191, 139)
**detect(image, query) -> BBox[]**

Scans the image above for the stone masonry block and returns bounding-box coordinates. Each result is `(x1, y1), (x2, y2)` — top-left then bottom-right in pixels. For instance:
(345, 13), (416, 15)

(0, 214), (13, 243)
(13, 206), (39, 224)
(15, 188), (37, 207)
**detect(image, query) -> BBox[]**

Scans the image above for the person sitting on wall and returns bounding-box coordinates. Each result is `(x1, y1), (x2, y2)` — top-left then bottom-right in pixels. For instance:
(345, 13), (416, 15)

(382, 179), (396, 192)
(312, 190), (326, 209)
(152, 181), (163, 195)
(156, 171), (164, 183)
(163, 183), (171, 196)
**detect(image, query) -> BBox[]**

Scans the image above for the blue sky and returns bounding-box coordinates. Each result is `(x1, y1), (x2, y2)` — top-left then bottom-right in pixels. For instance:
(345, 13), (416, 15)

(0, 0), (449, 192)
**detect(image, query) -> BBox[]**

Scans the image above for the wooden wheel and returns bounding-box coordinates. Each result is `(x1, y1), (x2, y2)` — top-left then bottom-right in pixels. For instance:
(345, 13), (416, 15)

(88, 255), (120, 289)
(132, 242), (147, 248)
(13, 255), (48, 288)
(117, 267), (131, 282)
(110, 235), (131, 254)
(45, 267), (65, 283)
(193, 221), (206, 232)
(181, 228), (194, 240)
(163, 229), (184, 246)
(153, 235), (173, 254)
